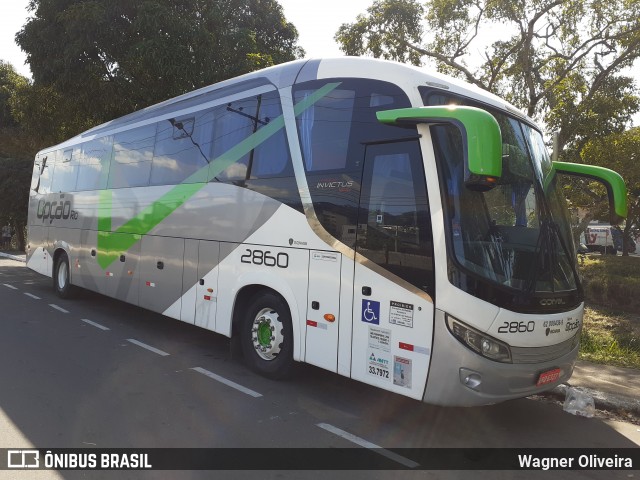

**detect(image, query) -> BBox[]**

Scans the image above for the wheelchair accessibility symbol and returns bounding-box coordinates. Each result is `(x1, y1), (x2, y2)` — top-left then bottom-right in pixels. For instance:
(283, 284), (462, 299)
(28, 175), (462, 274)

(361, 300), (380, 325)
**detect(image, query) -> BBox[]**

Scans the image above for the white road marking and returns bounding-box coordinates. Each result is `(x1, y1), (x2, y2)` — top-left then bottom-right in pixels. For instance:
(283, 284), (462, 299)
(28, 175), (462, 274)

(81, 319), (110, 331)
(126, 338), (170, 357)
(23, 293), (41, 300)
(191, 367), (263, 398)
(49, 304), (69, 313)
(316, 423), (420, 469)
(3, 283), (18, 290)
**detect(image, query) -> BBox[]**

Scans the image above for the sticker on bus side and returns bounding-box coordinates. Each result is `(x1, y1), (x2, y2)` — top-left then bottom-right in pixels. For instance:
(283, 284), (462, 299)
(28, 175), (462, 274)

(368, 326), (391, 352)
(361, 300), (380, 325)
(368, 351), (391, 381)
(393, 356), (412, 389)
(389, 301), (414, 328)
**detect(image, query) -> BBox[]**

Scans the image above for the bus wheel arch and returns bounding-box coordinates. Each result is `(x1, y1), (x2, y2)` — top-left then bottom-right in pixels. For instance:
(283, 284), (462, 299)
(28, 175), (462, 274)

(234, 286), (295, 380)
(52, 248), (75, 298)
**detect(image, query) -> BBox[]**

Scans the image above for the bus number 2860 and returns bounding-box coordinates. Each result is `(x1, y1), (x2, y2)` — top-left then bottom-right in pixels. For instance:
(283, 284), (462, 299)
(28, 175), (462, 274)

(240, 249), (289, 269)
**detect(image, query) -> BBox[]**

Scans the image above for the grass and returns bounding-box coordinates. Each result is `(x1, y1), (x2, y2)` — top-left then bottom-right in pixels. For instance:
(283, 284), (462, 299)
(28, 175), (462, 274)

(578, 255), (640, 369)
(580, 306), (640, 369)
(579, 254), (640, 315)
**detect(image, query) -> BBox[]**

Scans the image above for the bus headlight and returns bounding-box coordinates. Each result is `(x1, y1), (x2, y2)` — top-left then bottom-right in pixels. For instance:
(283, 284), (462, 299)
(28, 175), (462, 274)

(446, 315), (512, 363)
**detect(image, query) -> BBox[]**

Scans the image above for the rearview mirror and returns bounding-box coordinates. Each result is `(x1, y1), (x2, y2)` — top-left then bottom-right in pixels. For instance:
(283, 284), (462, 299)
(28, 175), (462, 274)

(553, 161), (628, 224)
(377, 106), (502, 191)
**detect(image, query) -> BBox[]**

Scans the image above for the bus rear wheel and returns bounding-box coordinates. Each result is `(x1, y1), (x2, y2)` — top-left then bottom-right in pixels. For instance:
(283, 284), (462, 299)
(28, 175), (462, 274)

(241, 291), (294, 380)
(53, 252), (75, 299)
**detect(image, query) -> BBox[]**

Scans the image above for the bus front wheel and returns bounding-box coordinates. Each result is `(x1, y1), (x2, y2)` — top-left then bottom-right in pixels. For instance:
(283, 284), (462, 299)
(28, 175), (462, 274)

(53, 252), (75, 299)
(241, 291), (294, 380)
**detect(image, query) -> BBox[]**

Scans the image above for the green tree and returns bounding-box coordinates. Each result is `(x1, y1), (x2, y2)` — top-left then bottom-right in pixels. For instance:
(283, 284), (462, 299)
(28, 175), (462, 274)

(0, 61), (28, 129)
(0, 158), (32, 252)
(0, 61), (36, 252)
(336, 0), (640, 154)
(16, 0), (304, 141)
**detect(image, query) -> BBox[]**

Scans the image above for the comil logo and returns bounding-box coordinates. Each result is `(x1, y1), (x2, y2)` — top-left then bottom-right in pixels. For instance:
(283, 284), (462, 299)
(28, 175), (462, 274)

(7, 450), (40, 468)
(539, 298), (566, 306)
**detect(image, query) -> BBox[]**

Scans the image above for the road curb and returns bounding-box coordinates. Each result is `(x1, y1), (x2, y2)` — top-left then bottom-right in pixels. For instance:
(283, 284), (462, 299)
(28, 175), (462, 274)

(0, 252), (26, 263)
(544, 383), (640, 417)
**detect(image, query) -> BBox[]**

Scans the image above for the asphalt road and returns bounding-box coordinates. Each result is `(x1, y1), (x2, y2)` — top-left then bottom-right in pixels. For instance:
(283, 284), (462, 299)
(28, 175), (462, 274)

(0, 258), (638, 479)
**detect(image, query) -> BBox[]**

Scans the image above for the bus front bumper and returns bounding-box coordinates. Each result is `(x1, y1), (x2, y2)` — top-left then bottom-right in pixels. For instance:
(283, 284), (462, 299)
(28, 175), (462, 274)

(423, 310), (577, 407)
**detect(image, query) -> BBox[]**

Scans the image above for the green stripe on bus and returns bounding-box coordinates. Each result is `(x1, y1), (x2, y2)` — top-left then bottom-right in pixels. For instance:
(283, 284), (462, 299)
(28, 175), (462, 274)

(97, 82), (341, 269)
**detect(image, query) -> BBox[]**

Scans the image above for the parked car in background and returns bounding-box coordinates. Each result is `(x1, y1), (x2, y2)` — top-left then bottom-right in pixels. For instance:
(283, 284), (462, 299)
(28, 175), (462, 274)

(581, 224), (637, 255)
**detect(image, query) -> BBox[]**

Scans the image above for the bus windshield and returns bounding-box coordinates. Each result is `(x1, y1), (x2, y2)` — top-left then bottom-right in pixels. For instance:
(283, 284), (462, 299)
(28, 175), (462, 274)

(425, 92), (578, 302)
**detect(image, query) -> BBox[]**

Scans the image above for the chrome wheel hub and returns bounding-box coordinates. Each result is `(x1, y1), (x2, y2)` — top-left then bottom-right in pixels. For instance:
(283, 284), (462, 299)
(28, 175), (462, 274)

(251, 308), (284, 361)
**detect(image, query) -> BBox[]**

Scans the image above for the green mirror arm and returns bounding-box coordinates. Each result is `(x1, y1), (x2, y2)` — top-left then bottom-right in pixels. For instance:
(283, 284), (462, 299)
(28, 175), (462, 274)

(377, 106), (503, 185)
(553, 161), (628, 223)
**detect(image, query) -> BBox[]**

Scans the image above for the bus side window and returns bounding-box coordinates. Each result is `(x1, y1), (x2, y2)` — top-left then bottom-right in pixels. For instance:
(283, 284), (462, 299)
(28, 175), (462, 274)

(211, 97), (258, 181)
(108, 124), (157, 189)
(249, 91), (292, 179)
(150, 109), (214, 185)
(50, 149), (79, 193)
(357, 141), (434, 295)
(76, 136), (113, 191)
(244, 91), (301, 211)
(208, 91), (301, 211)
(31, 154), (53, 194)
(293, 78), (414, 248)
(296, 88), (355, 172)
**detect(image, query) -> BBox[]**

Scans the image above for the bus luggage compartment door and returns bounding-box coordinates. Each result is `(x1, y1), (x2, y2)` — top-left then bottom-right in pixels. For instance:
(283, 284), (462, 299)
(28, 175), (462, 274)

(194, 240), (220, 330)
(305, 250), (342, 372)
(139, 235), (185, 316)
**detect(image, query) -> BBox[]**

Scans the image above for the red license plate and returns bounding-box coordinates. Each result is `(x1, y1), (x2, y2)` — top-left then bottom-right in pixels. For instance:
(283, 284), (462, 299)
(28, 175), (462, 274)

(536, 368), (561, 387)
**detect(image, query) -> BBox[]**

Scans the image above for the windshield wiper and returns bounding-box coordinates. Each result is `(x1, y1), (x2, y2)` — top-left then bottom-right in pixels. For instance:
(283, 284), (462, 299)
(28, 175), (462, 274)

(526, 177), (579, 294)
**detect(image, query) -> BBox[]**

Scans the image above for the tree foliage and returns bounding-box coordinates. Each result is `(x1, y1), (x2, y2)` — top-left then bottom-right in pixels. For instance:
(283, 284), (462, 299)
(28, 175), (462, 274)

(336, 0), (640, 153)
(0, 157), (32, 251)
(0, 61), (28, 129)
(336, 0), (425, 65)
(0, 61), (37, 251)
(16, 0), (304, 141)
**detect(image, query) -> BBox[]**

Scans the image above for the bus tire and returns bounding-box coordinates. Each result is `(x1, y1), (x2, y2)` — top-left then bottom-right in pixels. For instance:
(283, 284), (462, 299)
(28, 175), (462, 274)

(241, 291), (294, 380)
(53, 252), (75, 299)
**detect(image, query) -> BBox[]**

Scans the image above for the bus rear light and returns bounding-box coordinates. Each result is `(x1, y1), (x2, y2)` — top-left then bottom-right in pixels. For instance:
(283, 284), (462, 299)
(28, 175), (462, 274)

(324, 314), (335, 322)
(446, 315), (512, 363)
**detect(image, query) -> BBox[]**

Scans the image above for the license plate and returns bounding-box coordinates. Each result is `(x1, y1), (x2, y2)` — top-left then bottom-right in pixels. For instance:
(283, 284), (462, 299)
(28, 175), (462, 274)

(536, 368), (561, 387)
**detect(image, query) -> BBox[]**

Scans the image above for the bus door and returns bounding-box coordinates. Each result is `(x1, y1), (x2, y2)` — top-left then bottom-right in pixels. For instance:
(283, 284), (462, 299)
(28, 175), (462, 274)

(351, 139), (435, 398)
(305, 250), (342, 372)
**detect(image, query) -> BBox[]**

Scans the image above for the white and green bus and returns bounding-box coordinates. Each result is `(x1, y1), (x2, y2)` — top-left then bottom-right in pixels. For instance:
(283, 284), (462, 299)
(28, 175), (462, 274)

(27, 58), (627, 406)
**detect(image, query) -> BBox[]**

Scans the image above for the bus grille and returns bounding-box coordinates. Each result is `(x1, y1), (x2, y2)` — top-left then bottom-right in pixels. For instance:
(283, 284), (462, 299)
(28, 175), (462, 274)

(510, 334), (578, 364)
